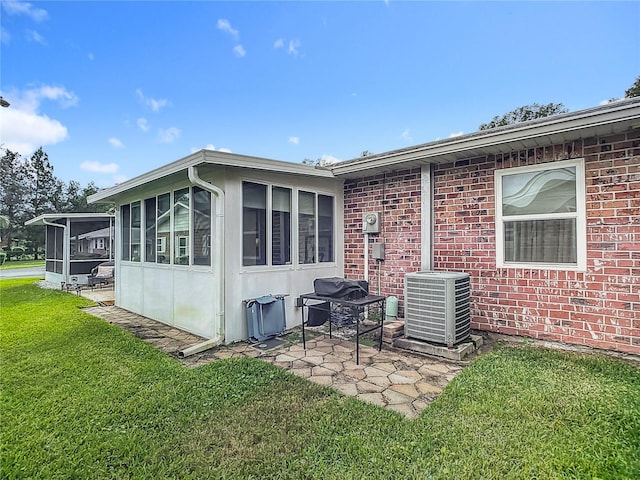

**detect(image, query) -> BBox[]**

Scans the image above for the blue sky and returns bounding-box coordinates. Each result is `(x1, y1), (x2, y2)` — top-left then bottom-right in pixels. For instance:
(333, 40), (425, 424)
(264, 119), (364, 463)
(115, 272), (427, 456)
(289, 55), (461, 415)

(1, 1), (639, 188)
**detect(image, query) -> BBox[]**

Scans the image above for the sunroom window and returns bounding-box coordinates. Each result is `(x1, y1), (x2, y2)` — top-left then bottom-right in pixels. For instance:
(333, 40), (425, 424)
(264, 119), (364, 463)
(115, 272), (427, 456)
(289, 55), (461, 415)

(173, 188), (190, 265)
(144, 197), (156, 263)
(120, 204), (130, 261)
(193, 187), (212, 266)
(242, 182), (332, 267)
(120, 187), (212, 267)
(495, 158), (586, 269)
(299, 191), (335, 264)
(298, 191), (316, 264)
(157, 193), (171, 264)
(130, 201), (141, 262)
(242, 182), (267, 266)
(272, 187), (292, 265)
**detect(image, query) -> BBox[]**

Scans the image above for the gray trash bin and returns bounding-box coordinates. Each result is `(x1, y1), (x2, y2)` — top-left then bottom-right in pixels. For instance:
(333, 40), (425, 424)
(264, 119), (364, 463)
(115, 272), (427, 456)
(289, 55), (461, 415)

(244, 295), (286, 343)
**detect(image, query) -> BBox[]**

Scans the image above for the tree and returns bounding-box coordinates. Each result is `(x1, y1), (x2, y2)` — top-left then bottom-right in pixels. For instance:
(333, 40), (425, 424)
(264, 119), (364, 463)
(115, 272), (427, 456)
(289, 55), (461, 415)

(62, 181), (106, 213)
(0, 146), (107, 257)
(0, 149), (28, 250)
(23, 147), (59, 258)
(479, 102), (568, 130)
(0, 214), (9, 245)
(625, 76), (640, 98)
(25, 147), (58, 218)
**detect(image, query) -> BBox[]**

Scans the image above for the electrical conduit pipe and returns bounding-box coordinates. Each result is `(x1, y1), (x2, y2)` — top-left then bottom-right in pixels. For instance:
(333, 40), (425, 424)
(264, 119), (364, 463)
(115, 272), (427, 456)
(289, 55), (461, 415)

(178, 163), (225, 358)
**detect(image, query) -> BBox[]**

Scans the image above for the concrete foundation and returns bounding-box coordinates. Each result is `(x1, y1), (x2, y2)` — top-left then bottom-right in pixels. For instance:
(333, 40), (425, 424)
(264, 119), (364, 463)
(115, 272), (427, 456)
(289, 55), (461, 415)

(394, 334), (483, 361)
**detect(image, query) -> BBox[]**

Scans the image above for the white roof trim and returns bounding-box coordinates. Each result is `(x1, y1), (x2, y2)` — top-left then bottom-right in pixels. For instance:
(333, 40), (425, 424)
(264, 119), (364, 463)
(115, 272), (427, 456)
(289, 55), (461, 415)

(88, 98), (640, 203)
(88, 150), (333, 203)
(26, 213), (114, 226)
(331, 98), (640, 177)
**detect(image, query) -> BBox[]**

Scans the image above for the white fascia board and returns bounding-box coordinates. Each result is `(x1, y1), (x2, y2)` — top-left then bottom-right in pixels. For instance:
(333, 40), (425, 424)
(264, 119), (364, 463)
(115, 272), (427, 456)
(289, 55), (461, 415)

(331, 99), (640, 177)
(88, 150), (332, 204)
(26, 213), (114, 226)
(200, 150), (334, 177)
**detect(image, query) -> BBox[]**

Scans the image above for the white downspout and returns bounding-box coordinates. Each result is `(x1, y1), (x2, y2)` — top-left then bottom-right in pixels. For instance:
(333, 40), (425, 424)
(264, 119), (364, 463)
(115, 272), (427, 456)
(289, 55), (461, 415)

(42, 219), (67, 284)
(179, 163), (225, 357)
(364, 232), (369, 284)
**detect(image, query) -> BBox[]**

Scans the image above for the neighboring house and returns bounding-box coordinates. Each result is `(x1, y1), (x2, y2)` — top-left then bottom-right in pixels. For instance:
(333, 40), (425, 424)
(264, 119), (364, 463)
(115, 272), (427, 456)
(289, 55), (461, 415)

(76, 226), (111, 257)
(25, 213), (115, 286)
(89, 98), (640, 354)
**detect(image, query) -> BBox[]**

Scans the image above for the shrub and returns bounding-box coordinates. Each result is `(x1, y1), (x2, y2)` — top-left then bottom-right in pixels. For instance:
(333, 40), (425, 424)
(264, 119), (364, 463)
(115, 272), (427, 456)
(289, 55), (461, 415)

(9, 247), (25, 261)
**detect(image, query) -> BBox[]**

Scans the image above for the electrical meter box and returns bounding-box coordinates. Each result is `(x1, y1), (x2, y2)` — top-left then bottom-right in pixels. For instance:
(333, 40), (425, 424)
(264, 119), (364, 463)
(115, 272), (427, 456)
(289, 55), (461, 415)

(362, 212), (381, 234)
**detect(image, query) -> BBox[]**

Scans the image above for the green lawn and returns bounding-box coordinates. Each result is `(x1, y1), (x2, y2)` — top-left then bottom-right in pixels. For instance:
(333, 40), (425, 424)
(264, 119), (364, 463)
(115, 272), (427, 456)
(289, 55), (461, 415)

(0, 259), (45, 270)
(2, 278), (639, 479)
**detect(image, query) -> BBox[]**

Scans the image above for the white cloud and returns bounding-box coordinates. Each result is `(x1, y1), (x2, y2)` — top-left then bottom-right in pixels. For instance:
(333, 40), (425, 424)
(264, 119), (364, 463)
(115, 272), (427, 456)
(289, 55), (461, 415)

(2, 1), (48, 22)
(233, 44), (246, 57)
(1, 27), (10, 44)
(108, 137), (124, 149)
(289, 136), (300, 145)
(26, 29), (46, 45)
(0, 84), (77, 154)
(80, 160), (119, 174)
(158, 127), (181, 144)
(190, 144), (216, 153)
(319, 154), (341, 165)
(217, 19), (239, 39)
(137, 117), (150, 132)
(449, 131), (464, 138)
(18, 85), (78, 111)
(218, 148), (232, 153)
(113, 174), (129, 184)
(136, 88), (168, 113)
(401, 129), (412, 142)
(274, 38), (302, 57)
(288, 39), (301, 57)
(0, 110), (66, 154)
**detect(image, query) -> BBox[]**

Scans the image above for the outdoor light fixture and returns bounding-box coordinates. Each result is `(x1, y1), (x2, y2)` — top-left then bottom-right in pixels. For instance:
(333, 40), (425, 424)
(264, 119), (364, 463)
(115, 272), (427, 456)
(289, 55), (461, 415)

(0, 97), (9, 108)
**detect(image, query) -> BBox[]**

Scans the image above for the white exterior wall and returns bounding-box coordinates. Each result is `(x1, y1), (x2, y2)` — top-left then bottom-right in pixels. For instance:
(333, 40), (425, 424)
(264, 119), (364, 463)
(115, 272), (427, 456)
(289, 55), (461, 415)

(113, 165), (343, 343)
(114, 174), (220, 339)
(223, 168), (344, 343)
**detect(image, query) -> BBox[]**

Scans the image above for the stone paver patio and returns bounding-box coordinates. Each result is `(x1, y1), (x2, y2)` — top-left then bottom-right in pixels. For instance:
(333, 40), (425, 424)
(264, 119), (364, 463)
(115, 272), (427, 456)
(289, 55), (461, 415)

(84, 304), (466, 419)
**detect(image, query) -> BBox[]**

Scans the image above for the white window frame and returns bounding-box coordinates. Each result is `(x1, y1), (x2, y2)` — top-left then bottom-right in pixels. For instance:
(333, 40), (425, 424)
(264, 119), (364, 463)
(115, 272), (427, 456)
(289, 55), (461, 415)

(177, 235), (189, 257)
(157, 236), (167, 254)
(240, 179), (336, 269)
(495, 158), (586, 271)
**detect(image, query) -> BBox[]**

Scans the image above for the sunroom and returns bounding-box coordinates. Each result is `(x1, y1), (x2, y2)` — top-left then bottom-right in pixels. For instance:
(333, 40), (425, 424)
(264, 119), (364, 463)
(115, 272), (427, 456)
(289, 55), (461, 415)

(88, 150), (344, 344)
(25, 213), (115, 288)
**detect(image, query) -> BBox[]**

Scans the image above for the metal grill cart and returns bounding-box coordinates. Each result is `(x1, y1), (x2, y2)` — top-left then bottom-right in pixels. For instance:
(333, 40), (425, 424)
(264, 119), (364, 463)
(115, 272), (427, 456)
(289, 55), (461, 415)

(298, 291), (385, 365)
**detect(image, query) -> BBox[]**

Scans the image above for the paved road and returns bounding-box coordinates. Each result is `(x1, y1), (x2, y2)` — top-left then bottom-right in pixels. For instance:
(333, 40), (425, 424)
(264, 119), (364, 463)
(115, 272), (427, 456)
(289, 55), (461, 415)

(0, 266), (45, 279)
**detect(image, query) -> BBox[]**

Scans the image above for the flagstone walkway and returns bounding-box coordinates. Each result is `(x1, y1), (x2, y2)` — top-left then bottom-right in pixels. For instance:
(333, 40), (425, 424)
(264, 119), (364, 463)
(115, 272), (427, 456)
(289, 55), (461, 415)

(83, 304), (467, 419)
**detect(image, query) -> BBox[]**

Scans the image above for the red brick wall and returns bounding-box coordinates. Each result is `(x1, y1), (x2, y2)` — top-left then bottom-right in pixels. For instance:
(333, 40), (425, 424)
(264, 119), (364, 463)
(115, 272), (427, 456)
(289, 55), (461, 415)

(344, 169), (422, 301)
(343, 129), (640, 354)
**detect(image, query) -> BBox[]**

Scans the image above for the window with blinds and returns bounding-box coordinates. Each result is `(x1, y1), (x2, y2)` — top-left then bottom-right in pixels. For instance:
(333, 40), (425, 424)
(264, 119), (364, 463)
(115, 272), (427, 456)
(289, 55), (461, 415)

(495, 158), (586, 270)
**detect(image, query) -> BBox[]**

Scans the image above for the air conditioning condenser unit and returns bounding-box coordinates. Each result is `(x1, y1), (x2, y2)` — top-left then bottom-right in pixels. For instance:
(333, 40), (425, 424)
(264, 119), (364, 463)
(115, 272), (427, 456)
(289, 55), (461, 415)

(404, 271), (471, 347)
